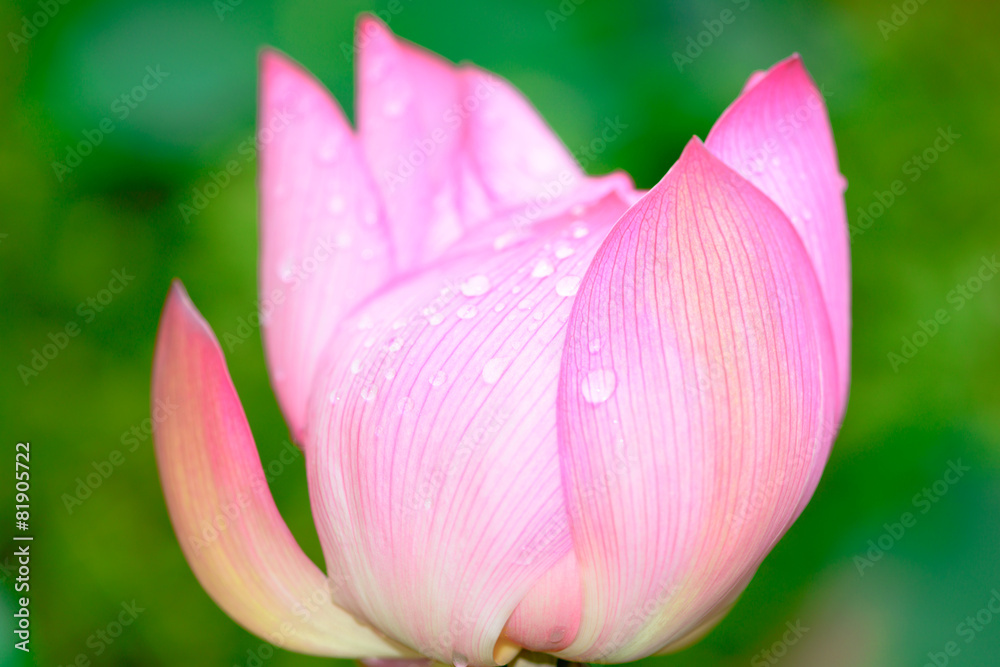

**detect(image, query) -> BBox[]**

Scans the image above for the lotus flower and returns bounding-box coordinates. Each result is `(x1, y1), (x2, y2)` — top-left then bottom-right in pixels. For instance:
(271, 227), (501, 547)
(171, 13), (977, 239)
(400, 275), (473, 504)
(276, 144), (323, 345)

(152, 15), (849, 667)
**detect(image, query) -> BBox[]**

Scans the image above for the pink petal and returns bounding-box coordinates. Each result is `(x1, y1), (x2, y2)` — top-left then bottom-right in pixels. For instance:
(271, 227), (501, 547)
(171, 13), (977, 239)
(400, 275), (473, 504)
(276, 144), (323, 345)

(356, 16), (614, 270)
(705, 55), (850, 414)
(304, 192), (634, 666)
(503, 551), (582, 653)
(153, 282), (414, 658)
(556, 140), (839, 662)
(258, 50), (395, 441)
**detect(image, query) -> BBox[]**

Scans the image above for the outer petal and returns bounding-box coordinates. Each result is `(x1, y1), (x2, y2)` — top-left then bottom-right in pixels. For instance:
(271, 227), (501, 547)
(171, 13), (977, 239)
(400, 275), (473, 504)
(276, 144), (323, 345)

(305, 193), (633, 666)
(153, 282), (413, 658)
(259, 50), (394, 441)
(556, 140), (838, 662)
(356, 16), (615, 270)
(705, 55), (850, 414)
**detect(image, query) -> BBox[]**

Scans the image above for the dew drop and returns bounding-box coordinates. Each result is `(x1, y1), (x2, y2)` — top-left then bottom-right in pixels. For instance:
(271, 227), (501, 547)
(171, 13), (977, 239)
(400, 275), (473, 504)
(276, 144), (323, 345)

(328, 391), (340, 404)
(588, 338), (601, 354)
(328, 195), (346, 214)
(582, 369), (617, 404)
(397, 396), (414, 413)
(360, 386), (377, 402)
(350, 359), (363, 374)
(456, 305), (478, 319)
(357, 315), (375, 330)
(460, 275), (491, 296)
(511, 285), (522, 294)
(384, 99), (405, 117)
(482, 357), (507, 384)
(532, 259), (554, 278)
(429, 370), (448, 387)
(278, 261), (295, 284)
(427, 312), (445, 326)
(494, 302), (505, 312)
(554, 243), (575, 259)
(517, 299), (533, 310)
(556, 275), (581, 297)
(493, 232), (517, 250)
(388, 337), (404, 352)
(570, 203), (587, 217)
(318, 138), (339, 162)
(571, 223), (589, 238)
(384, 368), (396, 380)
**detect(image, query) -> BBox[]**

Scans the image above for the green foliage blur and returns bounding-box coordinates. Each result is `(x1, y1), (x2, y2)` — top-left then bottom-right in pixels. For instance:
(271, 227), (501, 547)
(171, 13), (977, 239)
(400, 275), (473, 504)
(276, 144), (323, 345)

(1, 0), (998, 665)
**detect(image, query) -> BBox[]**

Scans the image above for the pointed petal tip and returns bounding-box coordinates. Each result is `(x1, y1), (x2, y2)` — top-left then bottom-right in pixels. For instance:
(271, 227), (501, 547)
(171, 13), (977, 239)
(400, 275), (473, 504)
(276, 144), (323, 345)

(159, 280), (213, 345)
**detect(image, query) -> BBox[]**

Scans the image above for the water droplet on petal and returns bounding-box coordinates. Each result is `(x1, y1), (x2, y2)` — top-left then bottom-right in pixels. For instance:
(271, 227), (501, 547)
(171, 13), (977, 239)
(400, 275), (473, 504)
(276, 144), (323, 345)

(388, 337), (404, 352)
(582, 369), (617, 404)
(318, 138), (339, 162)
(493, 232), (517, 250)
(532, 259), (554, 278)
(384, 99), (405, 116)
(429, 370), (448, 387)
(554, 243), (575, 259)
(511, 285), (522, 294)
(572, 223), (589, 238)
(360, 386), (377, 401)
(482, 357), (507, 384)
(328, 391), (340, 404)
(357, 315), (374, 330)
(556, 276), (581, 297)
(589, 338), (601, 353)
(427, 312), (445, 326)
(350, 359), (363, 374)
(384, 368), (396, 380)
(278, 261), (295, 284)
(570, 204), (587, 217)
(494, 302), (505, 312)
(328, 195), (346, 214)
(456, 305), (478, 319)
(397, 396), (414, 413)
(460, 275), (491, 297)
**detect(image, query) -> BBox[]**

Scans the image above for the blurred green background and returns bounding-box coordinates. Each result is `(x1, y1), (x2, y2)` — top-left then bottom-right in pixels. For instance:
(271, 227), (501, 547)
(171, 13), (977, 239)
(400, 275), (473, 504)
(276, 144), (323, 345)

(2, 0), (999, 665)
